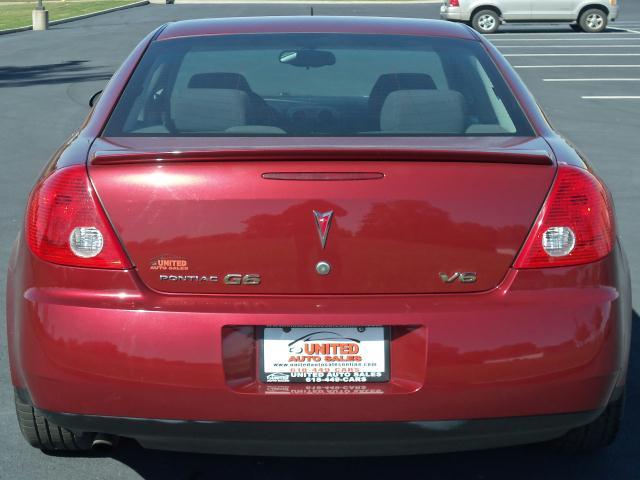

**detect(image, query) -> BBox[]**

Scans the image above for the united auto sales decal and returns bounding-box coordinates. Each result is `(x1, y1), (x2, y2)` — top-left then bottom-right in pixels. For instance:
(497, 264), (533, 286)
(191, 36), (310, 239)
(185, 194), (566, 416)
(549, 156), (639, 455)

(149, 255), (189, 272)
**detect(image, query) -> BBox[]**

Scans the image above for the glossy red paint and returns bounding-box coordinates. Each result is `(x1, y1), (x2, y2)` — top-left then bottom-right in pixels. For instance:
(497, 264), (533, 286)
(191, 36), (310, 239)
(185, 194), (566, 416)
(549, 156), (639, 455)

(89, 157), (554, 295)
(156, 16), (477, 42)
(5, 17), (632, 454)
(8, 237), (629, 421)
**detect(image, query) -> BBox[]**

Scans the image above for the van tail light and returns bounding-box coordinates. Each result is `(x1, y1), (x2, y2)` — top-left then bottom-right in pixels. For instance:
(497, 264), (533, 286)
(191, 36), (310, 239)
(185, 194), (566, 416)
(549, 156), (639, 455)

(26, 165), (132, 269)
(514, 165), (614, 269)
(450, 0), (460, 6)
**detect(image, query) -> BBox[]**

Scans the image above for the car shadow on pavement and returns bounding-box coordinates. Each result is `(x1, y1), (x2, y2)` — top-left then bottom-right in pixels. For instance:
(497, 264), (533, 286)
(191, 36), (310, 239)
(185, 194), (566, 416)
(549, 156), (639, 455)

(0, 60), (112, 88)
(77, 310), (638, 480)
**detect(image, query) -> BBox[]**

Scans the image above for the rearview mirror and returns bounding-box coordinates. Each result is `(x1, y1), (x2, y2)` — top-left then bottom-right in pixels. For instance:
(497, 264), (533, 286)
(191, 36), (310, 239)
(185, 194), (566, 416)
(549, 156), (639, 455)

(279, 49), (336, 68)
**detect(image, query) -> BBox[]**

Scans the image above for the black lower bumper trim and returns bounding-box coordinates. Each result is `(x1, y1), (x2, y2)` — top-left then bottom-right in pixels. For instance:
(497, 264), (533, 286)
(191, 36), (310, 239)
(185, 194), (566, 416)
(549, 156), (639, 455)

(39, 408), (603, 456)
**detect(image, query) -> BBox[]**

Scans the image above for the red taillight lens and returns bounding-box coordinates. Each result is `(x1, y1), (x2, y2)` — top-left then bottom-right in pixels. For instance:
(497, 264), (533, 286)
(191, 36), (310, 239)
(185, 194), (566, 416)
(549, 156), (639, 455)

(450, 0), (460, 6)
(514, 165), (614, 269)
(26, 165), (131, 269)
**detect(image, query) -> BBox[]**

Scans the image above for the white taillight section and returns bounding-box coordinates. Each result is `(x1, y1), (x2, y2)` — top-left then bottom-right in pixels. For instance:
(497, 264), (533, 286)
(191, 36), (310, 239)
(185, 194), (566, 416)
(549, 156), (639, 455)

(69, 227), (104, 258)
(542, 226), (576, 257)
(514, 165), (614, 269)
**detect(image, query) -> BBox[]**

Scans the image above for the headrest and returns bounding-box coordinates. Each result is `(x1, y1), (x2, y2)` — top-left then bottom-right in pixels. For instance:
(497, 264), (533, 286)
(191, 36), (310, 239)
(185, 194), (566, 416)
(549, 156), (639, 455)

(171, 88), (249, 133)
(188, 73), (252, 92)
(380, 89), (465, 134)
(369, 73), (437, 119)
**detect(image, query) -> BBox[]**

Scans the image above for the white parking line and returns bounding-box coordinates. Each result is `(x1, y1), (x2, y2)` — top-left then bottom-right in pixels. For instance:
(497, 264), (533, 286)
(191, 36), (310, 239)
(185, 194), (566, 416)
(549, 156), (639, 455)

(505, 53), (640, 57)
(498, 45), (640, 48)
(489, 37), (640, 41)
(485, 32), (639, 35)
(485, 31), (640, 35)
(582, 96), (640, 99)
(544, 78), (640, 82)
(515, 65), (640, 68)
(494, 27), (640, 99)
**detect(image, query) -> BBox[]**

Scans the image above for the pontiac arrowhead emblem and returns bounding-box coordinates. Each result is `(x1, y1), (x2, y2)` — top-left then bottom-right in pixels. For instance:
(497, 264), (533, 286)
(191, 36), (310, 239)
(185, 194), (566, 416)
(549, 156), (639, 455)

(313, 210), (334, 249)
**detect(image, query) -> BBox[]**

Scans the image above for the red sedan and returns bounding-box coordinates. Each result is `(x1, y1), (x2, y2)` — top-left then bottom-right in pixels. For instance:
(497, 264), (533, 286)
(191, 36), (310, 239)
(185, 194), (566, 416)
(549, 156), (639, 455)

(7, 16), (631, 456)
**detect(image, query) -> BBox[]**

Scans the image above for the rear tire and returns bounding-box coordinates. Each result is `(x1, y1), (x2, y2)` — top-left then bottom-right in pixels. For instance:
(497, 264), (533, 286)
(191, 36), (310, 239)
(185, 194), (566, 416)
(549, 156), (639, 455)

(15, 393), (92, 452)
(471, 10), (501, 34)
(549, 393), (624, 452)
(579, 8), (608, 33)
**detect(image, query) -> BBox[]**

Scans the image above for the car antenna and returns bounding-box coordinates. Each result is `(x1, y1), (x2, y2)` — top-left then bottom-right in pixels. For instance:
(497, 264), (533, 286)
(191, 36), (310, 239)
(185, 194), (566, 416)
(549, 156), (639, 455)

(310, 6), (314, 16)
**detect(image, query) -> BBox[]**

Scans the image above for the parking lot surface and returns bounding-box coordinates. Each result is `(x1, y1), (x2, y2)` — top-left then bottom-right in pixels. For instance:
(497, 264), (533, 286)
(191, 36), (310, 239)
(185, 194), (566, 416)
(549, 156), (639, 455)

(0, 3), (639, 479)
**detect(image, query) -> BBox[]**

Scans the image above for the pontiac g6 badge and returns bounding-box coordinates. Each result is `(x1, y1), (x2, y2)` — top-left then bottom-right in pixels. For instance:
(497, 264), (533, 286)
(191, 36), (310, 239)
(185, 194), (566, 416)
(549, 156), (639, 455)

(313, 210), (334, 249)
(159, 274), (261, 285)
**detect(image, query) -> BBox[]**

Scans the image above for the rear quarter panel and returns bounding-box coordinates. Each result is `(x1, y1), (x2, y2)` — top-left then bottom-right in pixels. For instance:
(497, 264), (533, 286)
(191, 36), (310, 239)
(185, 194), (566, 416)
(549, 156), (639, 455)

(577, 1), (617, 20)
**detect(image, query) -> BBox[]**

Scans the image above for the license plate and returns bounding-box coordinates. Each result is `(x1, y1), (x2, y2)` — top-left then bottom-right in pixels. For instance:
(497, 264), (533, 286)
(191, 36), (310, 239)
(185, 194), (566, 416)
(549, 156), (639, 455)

(260, 327), (389, 384)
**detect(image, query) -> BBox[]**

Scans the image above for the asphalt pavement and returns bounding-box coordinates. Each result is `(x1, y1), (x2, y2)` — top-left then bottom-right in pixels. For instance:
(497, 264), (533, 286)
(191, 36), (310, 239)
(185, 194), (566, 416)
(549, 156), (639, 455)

(1, 2), (639, 479)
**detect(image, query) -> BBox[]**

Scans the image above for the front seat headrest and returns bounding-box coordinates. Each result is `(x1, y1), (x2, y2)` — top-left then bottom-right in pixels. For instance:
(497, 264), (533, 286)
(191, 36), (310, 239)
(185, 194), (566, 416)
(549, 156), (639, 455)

(188, 73), (252, 92)
(369, 73), (437, 128)
(171, 88), (250, 133)
(380, 89), (465, 134)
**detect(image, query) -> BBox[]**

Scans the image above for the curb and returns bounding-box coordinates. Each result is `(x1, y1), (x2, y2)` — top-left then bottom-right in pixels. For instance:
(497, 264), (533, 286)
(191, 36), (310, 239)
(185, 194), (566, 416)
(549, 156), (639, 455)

(0, 24), (32, 35)
(0, 0), (149, 35)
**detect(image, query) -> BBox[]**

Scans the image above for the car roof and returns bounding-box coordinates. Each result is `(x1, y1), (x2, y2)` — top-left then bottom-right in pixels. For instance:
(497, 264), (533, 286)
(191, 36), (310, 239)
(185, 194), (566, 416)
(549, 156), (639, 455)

(155, 16), (478, 42)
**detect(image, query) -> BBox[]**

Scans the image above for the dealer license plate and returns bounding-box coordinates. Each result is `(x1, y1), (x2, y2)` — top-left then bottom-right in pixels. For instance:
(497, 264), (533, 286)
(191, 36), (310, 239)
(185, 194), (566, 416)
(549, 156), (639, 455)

(260, 326), (389, 383)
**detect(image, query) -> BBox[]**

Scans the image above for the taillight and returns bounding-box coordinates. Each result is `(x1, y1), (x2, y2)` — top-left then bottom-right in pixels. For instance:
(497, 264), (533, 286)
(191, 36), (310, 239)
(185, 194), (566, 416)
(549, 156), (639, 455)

(450, 0), (460, 6)
(514, 165), (614, 269)
(26, 165), (131, 269)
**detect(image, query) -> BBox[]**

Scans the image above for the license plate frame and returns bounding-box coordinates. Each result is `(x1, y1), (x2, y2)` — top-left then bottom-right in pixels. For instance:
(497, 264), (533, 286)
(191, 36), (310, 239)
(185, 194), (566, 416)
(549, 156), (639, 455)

(259, 326), (390, 384)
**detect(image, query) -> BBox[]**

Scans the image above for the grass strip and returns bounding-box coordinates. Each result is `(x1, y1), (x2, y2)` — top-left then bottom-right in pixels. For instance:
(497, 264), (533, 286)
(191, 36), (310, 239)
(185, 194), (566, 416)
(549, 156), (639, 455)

(0, 0), (139, 30)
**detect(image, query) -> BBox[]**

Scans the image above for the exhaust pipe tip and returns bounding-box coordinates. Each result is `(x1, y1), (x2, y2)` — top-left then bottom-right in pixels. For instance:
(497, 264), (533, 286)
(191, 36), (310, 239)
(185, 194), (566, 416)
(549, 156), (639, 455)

(91, 433), (119, 451)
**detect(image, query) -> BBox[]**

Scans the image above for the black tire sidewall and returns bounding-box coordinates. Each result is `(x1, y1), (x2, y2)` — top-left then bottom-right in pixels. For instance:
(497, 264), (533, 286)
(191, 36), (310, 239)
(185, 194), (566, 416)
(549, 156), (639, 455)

(580, 9), (608, 33)
(472, 10), (500, 34)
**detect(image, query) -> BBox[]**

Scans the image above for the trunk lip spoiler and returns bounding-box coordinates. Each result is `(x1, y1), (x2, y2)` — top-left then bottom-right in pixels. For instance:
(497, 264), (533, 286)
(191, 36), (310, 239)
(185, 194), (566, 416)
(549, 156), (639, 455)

(90, 148), (555, 166)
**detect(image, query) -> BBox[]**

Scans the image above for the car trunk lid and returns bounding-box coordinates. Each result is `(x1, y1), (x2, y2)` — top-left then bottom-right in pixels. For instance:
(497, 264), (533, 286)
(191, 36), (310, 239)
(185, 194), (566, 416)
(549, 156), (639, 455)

(89, 137), (555, 295)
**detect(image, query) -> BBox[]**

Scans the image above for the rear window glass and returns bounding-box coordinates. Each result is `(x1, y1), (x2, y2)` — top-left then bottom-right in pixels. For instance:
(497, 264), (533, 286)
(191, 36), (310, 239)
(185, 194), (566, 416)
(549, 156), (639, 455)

(104, 33), (534, 137)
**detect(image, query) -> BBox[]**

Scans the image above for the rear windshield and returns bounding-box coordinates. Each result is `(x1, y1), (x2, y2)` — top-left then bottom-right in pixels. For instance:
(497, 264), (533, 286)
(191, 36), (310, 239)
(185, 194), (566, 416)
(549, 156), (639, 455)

(104, 33), (534, 137)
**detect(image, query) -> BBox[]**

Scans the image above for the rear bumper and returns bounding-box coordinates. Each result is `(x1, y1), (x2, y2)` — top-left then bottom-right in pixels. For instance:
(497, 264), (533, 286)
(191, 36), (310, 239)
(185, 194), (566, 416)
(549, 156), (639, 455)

(40, 406), (603, 456)
(440, 5), (468, 22)
(7, 236), (632, 432)
(610, 6), (619, 21)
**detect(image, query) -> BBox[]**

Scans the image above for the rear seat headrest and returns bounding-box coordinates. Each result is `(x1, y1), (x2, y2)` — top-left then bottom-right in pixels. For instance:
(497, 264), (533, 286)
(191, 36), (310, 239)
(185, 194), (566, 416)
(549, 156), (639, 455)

(380, 89), (465, 134)
(171, 88), (250, 133)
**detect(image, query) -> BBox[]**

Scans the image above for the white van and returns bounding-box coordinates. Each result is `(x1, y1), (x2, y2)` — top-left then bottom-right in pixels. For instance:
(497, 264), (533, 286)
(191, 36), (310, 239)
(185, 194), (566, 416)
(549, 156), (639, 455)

(440, 0), (619, 33)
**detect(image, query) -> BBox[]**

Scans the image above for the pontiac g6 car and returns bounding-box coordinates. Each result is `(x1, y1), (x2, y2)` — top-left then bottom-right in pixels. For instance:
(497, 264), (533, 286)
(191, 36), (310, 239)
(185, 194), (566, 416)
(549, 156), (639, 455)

(7, 17), (631, 456)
